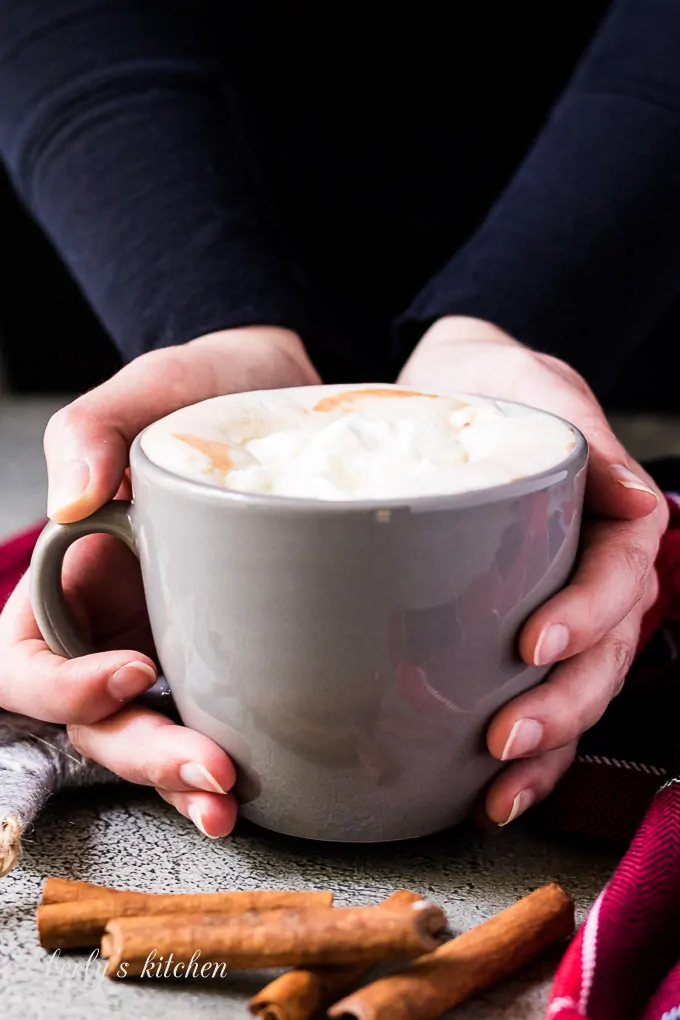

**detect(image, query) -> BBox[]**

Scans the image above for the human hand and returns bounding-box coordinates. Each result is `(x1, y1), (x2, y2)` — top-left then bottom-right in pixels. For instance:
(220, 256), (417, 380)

(399, 316), (666, 827)
(0, 327), (320, 837)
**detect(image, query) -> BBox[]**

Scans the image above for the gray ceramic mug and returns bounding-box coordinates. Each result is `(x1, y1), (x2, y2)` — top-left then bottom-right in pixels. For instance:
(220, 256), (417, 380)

(30, 397), (587, 842)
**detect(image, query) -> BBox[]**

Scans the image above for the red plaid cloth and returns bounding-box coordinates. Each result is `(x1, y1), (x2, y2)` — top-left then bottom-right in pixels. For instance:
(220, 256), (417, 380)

(544, 494), (680, 1020)
(0, 522), (46, 610)
(4, 503), (680, 1019)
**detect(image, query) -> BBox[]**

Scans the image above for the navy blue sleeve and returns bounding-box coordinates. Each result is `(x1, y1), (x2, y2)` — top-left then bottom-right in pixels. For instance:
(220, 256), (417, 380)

(0, 1), (311, 361)
(396, 0), (680, 392)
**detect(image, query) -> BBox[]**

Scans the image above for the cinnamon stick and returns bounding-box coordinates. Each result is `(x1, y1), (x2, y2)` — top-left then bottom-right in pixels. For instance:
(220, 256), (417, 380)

(42, 877), (121, 904)
(37, 888), (334, 949)
(249, 891), (431, 1020)
(101, 901), (447, 979)
(328, 883), (574, 1020)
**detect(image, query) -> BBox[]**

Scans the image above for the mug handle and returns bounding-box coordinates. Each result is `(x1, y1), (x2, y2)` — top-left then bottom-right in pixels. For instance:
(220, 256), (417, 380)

(29, 500), (178, 715)
(30, 501), (136, 658)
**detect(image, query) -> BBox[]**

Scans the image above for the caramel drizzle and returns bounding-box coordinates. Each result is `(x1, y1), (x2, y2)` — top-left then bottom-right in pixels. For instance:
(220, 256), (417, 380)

(312, 388), (438, 413)
(172, 433), (233, 474)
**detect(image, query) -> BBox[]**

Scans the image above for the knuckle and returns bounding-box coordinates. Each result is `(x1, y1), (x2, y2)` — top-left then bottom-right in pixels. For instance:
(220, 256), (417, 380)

(618, 539), (652, 604)
(577, 413), (620, 456)
(133, 348), (195, 402)
(66, 724), (90, 757)
(145, 760), (173, 790)
(54, 671), (103, 726)
(45, 401), (86, 440)
(606, 635), (635, 696)
(585, 421), (614, 448)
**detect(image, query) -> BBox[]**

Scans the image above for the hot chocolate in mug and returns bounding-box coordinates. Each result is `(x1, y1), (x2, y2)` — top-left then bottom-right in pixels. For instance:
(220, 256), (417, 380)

(30, 384), (587, 841)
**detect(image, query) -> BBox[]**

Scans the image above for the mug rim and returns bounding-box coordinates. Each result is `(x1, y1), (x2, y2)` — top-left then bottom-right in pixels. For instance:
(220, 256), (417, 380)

(130, 395), (588, 515)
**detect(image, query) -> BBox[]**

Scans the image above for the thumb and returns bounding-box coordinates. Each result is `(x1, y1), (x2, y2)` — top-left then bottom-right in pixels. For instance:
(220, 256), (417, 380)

(44, 327), (317, 523)
(580, 416), (659, 521)
(44, 344), (221, 522)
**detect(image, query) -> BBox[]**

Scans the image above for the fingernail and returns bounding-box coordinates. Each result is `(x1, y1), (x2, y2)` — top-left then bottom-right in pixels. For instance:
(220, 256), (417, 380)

(107, 661), (157, 701)
(179, 763), (228, 795)
(498, 789), (536, 827)
(533, 623), (570, 666)
(501, 718), (544, 760)
(188, 803), (220, 839)
(47, 460), (91, 519)
(610, 465), (657, 499)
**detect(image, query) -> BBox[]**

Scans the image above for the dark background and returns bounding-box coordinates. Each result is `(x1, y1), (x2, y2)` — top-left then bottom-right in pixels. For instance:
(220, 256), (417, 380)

(0, 166), (675, 409)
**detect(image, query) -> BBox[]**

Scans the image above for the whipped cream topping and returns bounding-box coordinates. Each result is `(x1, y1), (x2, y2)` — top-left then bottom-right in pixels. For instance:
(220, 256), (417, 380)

(140, 385), (577, 501)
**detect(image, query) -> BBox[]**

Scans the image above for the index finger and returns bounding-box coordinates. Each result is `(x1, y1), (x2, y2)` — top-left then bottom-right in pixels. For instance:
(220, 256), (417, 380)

(0, 575), (156, 724)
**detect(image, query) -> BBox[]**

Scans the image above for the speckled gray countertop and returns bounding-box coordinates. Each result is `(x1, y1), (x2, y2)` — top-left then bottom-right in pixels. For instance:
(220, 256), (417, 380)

(1, 394), (657, 1019)
(0, 787), (620, 1020)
